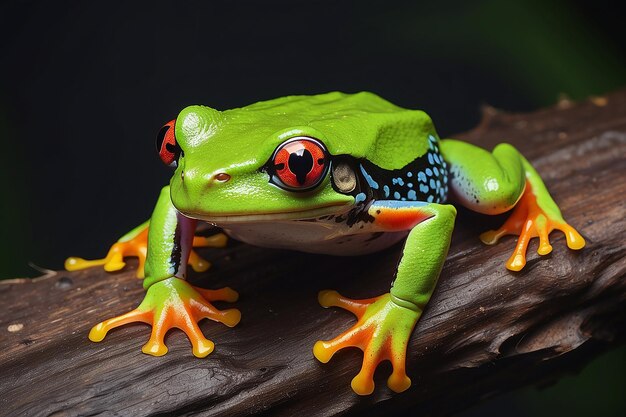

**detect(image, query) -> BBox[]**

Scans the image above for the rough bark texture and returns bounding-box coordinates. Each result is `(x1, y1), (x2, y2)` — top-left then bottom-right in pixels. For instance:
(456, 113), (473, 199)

(1, 91), (625, 417)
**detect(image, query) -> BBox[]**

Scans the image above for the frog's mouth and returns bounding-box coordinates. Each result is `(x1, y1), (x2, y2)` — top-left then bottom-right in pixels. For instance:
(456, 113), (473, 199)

(181, 203), (352, 225)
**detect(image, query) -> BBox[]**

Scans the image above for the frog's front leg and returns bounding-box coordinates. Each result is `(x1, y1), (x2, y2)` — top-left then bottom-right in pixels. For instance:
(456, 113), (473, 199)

(88, 186), (240, 357)
(314, 202), (456, 395)
(440, 140), (585, 271)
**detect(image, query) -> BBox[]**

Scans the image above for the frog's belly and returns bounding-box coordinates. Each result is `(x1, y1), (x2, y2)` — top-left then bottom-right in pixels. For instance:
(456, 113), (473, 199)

(219, 221), (408, 256)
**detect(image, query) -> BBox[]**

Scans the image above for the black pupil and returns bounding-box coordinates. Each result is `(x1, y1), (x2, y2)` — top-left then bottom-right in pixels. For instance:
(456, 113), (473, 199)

(288, 149), (314, 185)
(156, 125), (169, 152)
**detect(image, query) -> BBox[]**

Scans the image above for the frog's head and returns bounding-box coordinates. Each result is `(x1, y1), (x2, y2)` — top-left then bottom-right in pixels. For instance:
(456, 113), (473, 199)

(156, 92), (437, 223)
(157, 104), (355, 223)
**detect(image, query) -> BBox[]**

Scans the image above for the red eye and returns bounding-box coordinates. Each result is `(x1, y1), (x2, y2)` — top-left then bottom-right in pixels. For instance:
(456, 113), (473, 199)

(156, 119), (180, 168)
(270, 137), (329, 191)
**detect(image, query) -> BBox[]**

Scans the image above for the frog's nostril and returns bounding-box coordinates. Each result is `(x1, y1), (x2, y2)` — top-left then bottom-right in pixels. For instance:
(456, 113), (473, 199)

(215, 173), (231, 182)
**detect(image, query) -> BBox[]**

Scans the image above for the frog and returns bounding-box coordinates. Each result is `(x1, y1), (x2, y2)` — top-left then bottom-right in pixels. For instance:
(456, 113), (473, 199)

(66, 92), (585, 395)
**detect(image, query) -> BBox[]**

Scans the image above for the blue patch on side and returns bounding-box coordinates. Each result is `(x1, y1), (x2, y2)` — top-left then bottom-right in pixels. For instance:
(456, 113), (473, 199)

(359, 164), (379, 190)
(418, 172), (427, 183)
(373, 200), (428, 209)
(394, 191), (401, 199)
(383, 185), (390, 198)
(407, 190), (417, 200)
(355, 192), (366, 203)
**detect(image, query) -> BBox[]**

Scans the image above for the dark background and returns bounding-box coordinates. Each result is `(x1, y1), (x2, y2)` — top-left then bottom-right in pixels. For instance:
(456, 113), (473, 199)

(0, 0), (624, 416)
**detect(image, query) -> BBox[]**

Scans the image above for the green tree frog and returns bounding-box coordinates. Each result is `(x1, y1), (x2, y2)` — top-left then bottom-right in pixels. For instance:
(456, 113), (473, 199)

(66, 92), (585, 395)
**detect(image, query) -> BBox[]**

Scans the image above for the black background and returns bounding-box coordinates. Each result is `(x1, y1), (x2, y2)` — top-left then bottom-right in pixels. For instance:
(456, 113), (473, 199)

(1, 0), (624, 278)
(0, 1), (624, 416)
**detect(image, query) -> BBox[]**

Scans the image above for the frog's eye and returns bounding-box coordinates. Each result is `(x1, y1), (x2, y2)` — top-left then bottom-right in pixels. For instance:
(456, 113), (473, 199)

(156, 119), (181, 168)
(269, 137), (329, 191)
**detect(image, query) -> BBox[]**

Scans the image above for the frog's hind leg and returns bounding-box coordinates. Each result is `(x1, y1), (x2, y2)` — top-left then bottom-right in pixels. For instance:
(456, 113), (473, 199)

(65, 220), (228, 278)
(439, 139), (585, 271)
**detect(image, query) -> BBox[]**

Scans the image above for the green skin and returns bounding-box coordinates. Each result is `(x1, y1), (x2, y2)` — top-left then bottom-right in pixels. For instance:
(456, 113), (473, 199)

(88, 92), (582, 395)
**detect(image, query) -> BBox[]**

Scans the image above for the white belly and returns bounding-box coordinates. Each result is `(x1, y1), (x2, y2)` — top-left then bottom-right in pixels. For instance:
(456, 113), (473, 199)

(219, 219), (408, 256)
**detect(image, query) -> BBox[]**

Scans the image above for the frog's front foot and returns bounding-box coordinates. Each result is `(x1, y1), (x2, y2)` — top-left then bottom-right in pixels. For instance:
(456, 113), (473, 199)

(480, 182), (585, 271)
(89, 277), (240, 357)
(65, 226), (227, 278)
(314, 290), (419, 395)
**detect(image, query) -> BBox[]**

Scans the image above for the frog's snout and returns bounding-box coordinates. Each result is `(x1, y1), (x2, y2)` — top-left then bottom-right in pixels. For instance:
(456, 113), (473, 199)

(173, 168), (233, 217)
(179, 169), (231, 187)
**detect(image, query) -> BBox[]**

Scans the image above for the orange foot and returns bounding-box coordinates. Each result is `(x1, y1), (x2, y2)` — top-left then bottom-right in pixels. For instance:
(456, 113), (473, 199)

(480, 181), (585, 271)
(65, 223), (228, 278)
(89, 277), (240, 357)
(313, 291), (419, 395)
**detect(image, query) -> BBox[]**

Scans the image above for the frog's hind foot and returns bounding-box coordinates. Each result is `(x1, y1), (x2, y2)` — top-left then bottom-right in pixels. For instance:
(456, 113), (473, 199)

(89, 277), (240, 357)
(313, 290), (419, 395)
(480, 181), (585, 271)
(65, 226), (149, 277)
(65, 225), (228, 278)
(188, 233), (229, 273)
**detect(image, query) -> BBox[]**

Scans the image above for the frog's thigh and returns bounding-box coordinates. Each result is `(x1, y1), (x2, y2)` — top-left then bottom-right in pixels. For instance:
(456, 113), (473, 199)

(439, 139), (526, 215)
(368, 201), (456, 309)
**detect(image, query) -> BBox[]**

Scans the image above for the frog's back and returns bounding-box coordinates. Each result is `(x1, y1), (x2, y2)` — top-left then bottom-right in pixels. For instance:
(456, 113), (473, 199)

(241, 91), (402, 115)
(223, 91), (436, 171)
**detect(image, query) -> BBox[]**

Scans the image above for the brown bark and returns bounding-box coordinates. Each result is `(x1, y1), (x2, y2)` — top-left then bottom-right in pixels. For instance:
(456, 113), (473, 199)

(1, 90), (625, 417)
